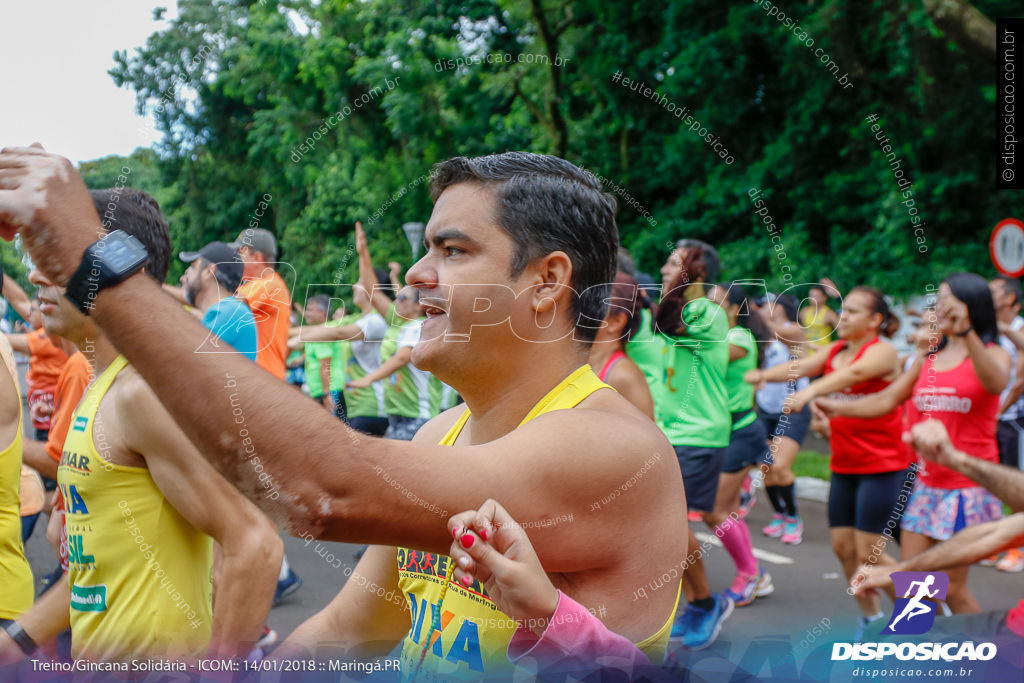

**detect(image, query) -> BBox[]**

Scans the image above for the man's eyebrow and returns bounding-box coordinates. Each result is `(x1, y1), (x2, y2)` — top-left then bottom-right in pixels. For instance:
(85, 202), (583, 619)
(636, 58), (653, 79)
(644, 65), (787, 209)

(426, 228), (480, 248)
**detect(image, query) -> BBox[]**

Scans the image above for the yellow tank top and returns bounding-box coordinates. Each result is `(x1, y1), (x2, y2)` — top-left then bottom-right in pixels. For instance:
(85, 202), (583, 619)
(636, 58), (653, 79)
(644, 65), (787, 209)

(396, 365), (678, 679)
(801, 306), (833, 349)
(58, 355), (213, 662)
(0, 380), (32, 620)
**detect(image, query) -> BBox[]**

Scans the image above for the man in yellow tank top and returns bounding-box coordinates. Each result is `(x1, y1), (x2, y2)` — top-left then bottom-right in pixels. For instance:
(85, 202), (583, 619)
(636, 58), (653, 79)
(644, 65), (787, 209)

(4, 150), (688, 678)
(0, 189), (281, 665)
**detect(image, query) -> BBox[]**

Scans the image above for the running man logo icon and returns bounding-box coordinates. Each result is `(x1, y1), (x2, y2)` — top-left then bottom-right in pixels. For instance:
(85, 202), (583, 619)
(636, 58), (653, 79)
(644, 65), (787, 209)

(883, 571), (950, 635)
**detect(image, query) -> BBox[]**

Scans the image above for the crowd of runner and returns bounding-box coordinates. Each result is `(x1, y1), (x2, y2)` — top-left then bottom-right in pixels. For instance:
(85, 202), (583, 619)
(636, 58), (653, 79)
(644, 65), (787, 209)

(0, 148), (1022, 681)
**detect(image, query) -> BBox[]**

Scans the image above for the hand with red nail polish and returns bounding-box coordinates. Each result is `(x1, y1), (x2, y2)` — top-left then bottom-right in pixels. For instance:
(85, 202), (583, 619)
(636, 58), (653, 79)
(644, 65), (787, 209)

(447, 499), (559, 635)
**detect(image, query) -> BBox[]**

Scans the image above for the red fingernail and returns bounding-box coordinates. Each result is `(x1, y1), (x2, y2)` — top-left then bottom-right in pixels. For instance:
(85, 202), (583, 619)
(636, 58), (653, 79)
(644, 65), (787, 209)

(480, 528), (489, 541)
(460, 534), (475, 549)
(461, 575), (472, 586)
(452, 527), (459, 539)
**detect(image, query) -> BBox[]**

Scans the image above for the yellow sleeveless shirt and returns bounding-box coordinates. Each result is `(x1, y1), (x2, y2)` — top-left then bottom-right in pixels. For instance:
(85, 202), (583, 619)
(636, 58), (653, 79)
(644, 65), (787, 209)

(58, 355), (213, 662)
(396, 365), (678, 680)
(0, 370), (32, 620)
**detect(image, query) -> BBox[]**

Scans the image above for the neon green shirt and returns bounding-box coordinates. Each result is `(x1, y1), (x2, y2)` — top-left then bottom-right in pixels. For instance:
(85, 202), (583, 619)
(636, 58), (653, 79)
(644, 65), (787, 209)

(626, 308), (662, 395)
(385, 318), (432, 419)
(724, 326), (758, 430)
(304, 342), (334, 398)
(654, 298), (731, 448)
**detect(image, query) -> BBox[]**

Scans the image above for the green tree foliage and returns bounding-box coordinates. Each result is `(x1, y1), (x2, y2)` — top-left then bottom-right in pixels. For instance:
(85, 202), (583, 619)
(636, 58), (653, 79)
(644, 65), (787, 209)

(103, 0), (1010, 302)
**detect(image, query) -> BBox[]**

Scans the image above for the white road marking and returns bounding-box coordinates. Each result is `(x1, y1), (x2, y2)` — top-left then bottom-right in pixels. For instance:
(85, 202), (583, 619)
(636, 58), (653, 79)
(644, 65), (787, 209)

(695, 531), (795, 565)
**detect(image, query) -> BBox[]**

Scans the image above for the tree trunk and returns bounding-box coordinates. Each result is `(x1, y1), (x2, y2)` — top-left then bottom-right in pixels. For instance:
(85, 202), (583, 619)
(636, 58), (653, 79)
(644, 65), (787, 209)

(922, 0), (997, 61)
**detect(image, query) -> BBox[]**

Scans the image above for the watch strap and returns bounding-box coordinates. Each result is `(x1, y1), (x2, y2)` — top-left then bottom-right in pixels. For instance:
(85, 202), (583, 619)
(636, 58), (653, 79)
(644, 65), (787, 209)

(64, 243), (103, 315)
(954, 325), (974, 338)
(2, 620), (38, 656)
(64, 231), (150, 316)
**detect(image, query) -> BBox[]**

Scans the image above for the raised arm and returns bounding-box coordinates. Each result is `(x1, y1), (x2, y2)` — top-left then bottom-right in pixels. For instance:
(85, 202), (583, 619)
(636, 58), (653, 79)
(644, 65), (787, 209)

(908, 418), (1024, 512)
(2, 274), (32, 321)
(747, 341), (832, 385)
(814, 353), (923, 420)
(355, 222), (394, 317)
(388, 261), (403, 292)
(962, 328), (1011, 395)
(0, 147), (681, 571)
(1001, 349), (1024, 415)
(853, 514), (1024, 595)
(800, 339), (897, 398)
(346, 347), (411, 389)
(4, 333), (29, 354)
(290, 322), (363, 344)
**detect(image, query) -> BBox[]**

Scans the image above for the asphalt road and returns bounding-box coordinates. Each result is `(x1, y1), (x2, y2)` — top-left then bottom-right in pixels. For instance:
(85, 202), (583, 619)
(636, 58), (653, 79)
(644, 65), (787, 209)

(24, 489), (1021, 657)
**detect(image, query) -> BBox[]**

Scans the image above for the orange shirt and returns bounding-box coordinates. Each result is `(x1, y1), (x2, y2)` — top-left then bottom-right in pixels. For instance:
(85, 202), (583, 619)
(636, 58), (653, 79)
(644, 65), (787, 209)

(45, 351), (92, 464)
(26, 328), (69, 430)
(26, 328), (68, 394)
(237, 270), (291, 379)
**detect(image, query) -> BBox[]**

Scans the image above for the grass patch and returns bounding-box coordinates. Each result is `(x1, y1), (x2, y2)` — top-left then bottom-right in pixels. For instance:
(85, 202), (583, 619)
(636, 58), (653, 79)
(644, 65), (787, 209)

(792, 450), (832, 481)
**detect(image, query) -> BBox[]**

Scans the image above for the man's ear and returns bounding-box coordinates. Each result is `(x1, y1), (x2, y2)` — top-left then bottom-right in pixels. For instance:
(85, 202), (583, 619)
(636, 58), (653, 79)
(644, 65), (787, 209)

(529, 251), (574, 314)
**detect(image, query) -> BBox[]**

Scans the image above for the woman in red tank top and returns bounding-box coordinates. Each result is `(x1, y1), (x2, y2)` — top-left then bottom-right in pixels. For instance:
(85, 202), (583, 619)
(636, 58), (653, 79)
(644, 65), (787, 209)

(748, 286), (908, 633)
(818, 273), (1011, 614)
(588, 273), (654, 420)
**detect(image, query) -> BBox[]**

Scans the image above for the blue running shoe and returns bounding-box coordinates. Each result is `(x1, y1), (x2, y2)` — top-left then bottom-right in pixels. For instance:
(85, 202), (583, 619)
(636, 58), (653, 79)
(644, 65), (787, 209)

(681, 594), (734, 650)
(670, 603), (697, 640)
(274, 568), (303, 606)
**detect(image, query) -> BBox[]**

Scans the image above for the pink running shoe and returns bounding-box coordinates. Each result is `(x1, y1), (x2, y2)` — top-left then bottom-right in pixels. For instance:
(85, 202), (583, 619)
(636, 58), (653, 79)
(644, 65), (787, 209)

(762, 513), (785, 538)
(781, 516), (804, 545)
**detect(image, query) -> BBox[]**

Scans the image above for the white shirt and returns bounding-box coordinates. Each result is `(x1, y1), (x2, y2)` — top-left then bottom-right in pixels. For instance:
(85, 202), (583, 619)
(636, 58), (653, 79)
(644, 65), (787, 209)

(998, 316), (1024, 421)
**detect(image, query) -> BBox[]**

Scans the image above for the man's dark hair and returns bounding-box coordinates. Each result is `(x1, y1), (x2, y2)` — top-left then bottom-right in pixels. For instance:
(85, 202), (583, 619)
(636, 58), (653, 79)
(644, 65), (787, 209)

(993, 274), (1023, 307)
(374, 267), (396, 300)
(308, 294), (331, 314)
(430, 152), (619, 343)
(775, 294), (800, 323)
(90, 189), (171, 284)
(202, 259), (243, 293)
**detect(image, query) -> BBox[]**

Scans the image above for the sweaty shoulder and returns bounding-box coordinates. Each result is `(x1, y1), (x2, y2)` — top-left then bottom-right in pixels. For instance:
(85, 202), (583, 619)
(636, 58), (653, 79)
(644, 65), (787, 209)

(529, 386), (666, 455)
(112, 365), (154, 414)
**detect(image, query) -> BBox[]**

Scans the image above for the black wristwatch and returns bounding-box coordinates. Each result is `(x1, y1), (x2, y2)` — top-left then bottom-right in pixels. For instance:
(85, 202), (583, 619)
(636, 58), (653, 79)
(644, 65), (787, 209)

(954, 325), (974, 338)
(2, 620), (38, 656)
(64, 230), (150, 315)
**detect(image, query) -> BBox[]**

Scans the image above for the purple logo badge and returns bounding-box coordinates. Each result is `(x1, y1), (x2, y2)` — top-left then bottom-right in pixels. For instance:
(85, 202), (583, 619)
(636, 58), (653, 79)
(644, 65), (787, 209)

(883, 572), (949, 635)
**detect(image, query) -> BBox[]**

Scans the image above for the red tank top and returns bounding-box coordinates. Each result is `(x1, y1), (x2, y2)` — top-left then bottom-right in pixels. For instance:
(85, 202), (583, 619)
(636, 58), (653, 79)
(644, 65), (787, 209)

(598, 350), (627, 383)
(906, 350), (1000, 489)
(824, 338), (910, 474)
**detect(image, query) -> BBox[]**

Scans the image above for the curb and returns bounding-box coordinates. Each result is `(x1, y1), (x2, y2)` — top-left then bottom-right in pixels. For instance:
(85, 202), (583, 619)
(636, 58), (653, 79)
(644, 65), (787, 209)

(794, 476), (830, 503)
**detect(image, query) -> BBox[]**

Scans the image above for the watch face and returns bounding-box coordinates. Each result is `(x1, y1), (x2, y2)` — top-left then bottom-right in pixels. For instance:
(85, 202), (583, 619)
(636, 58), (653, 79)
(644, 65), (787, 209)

(102, 232), (147, 270)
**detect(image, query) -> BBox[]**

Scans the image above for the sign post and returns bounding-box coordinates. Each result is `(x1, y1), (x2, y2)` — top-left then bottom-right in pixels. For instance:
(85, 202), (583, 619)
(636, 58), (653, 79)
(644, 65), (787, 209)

(402, 222), (425, 260)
